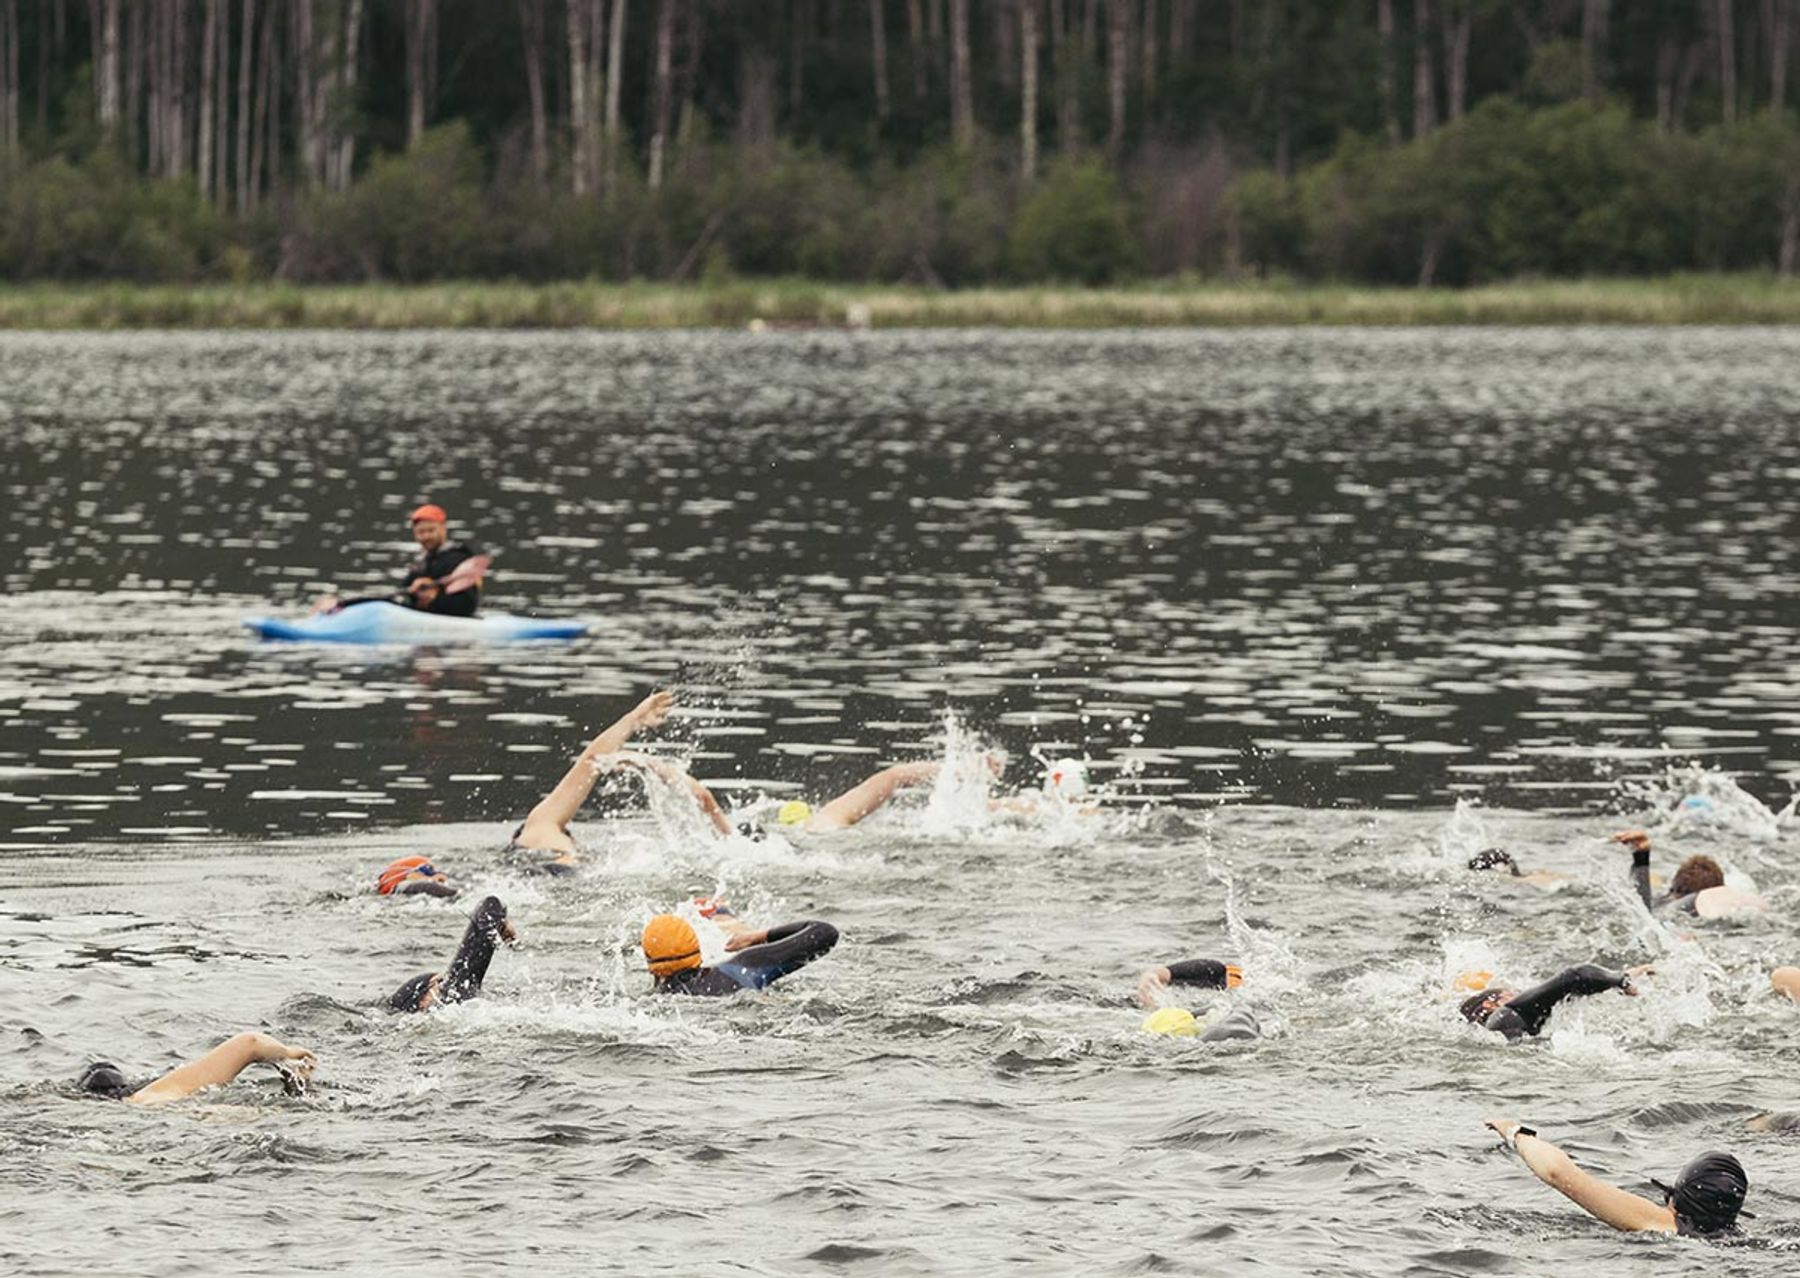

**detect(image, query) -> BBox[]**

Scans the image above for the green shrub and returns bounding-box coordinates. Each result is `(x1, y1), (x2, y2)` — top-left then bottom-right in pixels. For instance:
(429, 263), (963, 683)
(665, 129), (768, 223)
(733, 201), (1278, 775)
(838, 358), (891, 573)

(1007, 159), (1140, 284)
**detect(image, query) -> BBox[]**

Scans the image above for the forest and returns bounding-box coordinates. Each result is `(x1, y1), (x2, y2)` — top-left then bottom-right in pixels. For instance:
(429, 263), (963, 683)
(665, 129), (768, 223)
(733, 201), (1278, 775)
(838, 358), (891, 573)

(0, 1), (1796, 286)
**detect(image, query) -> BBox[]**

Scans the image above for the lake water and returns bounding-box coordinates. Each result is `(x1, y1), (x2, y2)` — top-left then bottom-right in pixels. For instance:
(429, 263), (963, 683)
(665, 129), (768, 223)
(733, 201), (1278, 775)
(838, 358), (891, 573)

(3, 330), (1799, 1275)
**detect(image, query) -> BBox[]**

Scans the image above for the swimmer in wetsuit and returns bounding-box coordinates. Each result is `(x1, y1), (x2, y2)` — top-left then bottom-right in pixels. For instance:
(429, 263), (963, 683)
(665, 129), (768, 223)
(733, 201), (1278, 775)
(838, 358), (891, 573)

(640, 910), (838, 997)
(1616, 830), (1768, 918)
(507, 689), (677, 869)
(76, 1032), (317, 1105)
(1465, 847), (1568, 889)
(1135, 958), (1260, 1040)
(1484, 1120), (1752, 1237)
(388, 896), (517, 1012)
(1458, 963), (1651, 1040)
(375, 854), (457, 899)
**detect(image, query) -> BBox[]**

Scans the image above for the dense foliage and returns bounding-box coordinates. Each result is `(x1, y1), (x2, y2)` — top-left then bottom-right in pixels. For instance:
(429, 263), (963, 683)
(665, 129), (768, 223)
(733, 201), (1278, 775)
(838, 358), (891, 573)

(0, 1), (1796, 284)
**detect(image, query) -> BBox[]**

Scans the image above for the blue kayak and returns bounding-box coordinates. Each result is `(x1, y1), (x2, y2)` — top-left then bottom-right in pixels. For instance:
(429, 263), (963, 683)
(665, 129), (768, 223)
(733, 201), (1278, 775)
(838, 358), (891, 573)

(244, 602), (587, 644)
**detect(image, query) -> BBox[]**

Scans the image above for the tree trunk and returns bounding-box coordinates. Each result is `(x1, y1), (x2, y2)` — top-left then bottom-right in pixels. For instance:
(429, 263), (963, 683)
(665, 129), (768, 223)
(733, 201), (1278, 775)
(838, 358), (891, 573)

(517, 0), (549, 182)
(566, 0), (589, 193)
(1377, 0), (1398, 143)
(406, 0), (434, 146)
(198, 0), (218, 198)
(215, 0), (231, 199)
(1021, 0), (1038, 178)
(1051, 0), (1079, 148)
(649, 0), (675, 188)
(170, 0), (187, 178)
(1141, 0), (1156, 102)
(147, 0), (163, 172)
(236, 0), (255, 210)
(334, 0), (364, 190)
(1656, 36), (1677, 127)
(1411, 0), (1435, 139)
(1581, 0), (1608, 99)
(949, 0), (973, 147)
(1780, 175), (1799, 276)
(0, 0), (15, 159)
(604, 0), (625, 184)
(1169, 0), (1191, 58)
(249, 0), (271, 210)
(96, 0), (120, 132)
(906, 0), (926, 95)
(124, 0), (142, 164)
(1442, 0), (1470, 120)
(1717, 0), (1737, 121)
(1773, 0), (1791, 107)
(870, 0), (890, 121)
(1107, 0), (1125, 159)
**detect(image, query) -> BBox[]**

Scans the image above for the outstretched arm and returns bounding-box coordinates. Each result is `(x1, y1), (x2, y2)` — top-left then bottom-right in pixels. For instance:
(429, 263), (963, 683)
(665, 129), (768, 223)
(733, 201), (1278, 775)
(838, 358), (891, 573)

(809, 761), (941, 831)
(515, 691), (675, 849)
(1614, 832), (1654, 910)
(126, 1032), (316, 1106)
(1136, 958), (1242, 1007)
(1493, 964), (1644, 1038)
(1484, 1120), (1675, 1233)
(603, 750), (733, 836)
(719, 920), (841, 989)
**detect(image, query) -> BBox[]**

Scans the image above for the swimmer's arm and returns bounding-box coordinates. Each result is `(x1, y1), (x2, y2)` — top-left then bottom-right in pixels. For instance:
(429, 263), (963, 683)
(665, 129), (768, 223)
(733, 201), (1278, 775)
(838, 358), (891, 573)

(1629, 847), (1654, 911)
(127, 1033), (315, 1106)
(1485, 1121), (1675, 1233)
(1503, 964), (1634, 1031)
(517, 690), (675, 845)
(1773, 966), (1800, 1003)
(722, 920), (840, 977)
(808, 761), (940, 831)
(1137, 959), (1235, 1006)
(602, 750), (732, 836)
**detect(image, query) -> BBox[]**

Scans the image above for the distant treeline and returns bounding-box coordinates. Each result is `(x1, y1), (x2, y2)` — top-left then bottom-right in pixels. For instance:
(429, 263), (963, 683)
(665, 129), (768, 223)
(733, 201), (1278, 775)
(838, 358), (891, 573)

(0, 2), (1796, 285)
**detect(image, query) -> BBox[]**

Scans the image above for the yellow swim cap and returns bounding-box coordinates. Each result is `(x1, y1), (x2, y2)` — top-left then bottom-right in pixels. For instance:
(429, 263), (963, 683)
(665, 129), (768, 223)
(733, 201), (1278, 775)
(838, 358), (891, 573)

(776, 800), (813, 826)
(1452, 969), (1495, 992)
(1141, 1007), (1200, 1037)
(641, 914), (702, 977)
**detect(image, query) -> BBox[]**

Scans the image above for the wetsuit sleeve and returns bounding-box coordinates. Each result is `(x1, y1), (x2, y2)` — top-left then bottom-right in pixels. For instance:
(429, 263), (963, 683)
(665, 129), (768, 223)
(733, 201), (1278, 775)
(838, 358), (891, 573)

(1631, 848), (1653, 910)
(1163, 959), (1232, 989)
(1493, 965), (1628, 1038)
(441, 896), (510, 1004)
(716, 921), (839, 991)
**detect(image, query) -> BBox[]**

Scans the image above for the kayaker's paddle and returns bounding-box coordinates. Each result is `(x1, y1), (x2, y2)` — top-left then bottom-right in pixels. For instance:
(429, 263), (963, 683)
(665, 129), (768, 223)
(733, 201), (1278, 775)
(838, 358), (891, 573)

(316, 554), (492, 614)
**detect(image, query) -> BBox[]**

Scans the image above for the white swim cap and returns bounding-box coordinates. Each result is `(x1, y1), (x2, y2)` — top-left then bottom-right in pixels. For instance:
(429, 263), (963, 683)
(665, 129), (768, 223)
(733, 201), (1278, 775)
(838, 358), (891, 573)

(1043, 757), (1088, 798)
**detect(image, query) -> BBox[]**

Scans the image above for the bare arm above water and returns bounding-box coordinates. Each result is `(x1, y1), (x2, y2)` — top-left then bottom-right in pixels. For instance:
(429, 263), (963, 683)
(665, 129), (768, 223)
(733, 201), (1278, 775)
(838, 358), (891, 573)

(126, 1032), (316, 1106)
(1484, 1120), (1675, 1233)
(515, 690), (675, 850)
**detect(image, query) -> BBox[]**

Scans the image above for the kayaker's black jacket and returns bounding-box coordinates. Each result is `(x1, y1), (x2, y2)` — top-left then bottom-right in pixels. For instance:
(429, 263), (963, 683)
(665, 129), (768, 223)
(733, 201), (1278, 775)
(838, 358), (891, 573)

(401, 542), (482, 617)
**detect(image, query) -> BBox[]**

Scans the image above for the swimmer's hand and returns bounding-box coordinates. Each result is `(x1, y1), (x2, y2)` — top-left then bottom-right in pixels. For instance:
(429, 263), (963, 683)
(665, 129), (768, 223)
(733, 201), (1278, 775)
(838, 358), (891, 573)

(253, 1036), (317, 1076)
(1483, 1118), (1531, 1151)
(631, 690), (675, 731)
(724, 929), (769, 952)
(1611, 830), (1651, 853)
(1134, 966), (1173, 1009)
(1620, 964), (1654, 996)
(500, 918), (520, 947)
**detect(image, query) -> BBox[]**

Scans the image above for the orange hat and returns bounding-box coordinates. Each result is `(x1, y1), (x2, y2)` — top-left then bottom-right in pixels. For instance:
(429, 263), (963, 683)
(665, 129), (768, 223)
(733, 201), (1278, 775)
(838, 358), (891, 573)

(642, 914), (702, 977)
(410, 503), (448, 525)
(377, 855), (436, 895)
(1224, 963), (1244, 989)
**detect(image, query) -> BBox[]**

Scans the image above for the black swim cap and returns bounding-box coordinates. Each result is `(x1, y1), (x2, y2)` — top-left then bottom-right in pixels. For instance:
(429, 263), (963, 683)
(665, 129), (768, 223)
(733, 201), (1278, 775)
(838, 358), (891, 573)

(388, 972), (438, 1013)
(1468, 848), (1520, 875)
(735, 821), (767, 842)
(1459, 988), (1508, 1025)
(78, 1061), (133, 1099)
(400, 879), (459, 899)
(1651, 1151), (1751, 1235)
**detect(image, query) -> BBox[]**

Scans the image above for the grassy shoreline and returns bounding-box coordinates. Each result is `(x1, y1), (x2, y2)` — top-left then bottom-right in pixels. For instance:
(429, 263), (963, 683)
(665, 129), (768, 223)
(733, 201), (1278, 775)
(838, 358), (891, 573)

(2, 276), (1799, 330)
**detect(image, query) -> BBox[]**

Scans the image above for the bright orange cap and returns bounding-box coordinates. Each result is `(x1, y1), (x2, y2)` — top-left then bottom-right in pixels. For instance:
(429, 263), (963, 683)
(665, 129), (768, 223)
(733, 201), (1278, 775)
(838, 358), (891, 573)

(1224, 963), (1244, 989)
(377, 855), (436, 895)
(410, 503), (448, 525)
(642, 914), (702, 977)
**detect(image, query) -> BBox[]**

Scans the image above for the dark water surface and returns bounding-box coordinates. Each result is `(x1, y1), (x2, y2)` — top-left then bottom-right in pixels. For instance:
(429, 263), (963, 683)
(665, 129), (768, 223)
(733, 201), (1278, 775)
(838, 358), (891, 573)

(4, 330), (1800, 1275)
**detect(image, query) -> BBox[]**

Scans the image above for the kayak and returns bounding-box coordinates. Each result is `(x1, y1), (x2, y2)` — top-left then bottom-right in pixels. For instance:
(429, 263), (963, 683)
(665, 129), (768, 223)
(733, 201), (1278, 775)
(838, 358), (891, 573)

(244, 601), (587, 644)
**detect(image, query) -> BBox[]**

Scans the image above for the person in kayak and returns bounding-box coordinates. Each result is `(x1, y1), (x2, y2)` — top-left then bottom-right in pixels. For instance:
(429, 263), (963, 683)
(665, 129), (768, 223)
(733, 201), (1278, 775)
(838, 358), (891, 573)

(1484, 1120), (1752, 1238)
(76, 1032), (317, 1105)
(506, 690), (677, 869)
(375, 854), (457, 898)
(388, 896), (517, 1012)
(1616, 830), (1768, 917)
(397, 503), (483, 617)
(1458, 963), (1652, 1040)
(640, 908), (838, 997)
(1465, 847), (1568, 889)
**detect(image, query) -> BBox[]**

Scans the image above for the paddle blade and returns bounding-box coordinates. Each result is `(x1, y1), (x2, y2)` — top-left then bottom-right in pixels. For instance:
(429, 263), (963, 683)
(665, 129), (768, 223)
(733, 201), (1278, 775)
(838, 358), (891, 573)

(438, 554), (492, 595)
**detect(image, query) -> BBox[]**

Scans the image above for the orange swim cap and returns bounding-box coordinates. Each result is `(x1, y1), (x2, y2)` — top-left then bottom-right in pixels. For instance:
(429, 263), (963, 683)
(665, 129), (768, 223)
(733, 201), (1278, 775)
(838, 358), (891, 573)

(1452, 969), (1495, 992)
(377, 855), (435, 895)
(1224, 963), (1244, 989)
(409, 503), (448, 525)
(642, 914), (702, 977)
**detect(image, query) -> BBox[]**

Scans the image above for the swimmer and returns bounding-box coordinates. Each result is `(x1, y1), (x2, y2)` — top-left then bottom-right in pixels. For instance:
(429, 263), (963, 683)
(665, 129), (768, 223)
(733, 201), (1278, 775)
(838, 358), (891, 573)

(75, 1032), (317, 1106)
(604, 752), (956, 836)
(508, 689), (676, 868)
(1458, 963), (1652, 1040)
(640, 909), (838, 997)
(1484, 1120), (1751, 1237)
(388, 896), (517, 1012)
(1771, 967), (1800, 1003)
(375, 854), (457, 899)
(1616, 830), (1768, 918)
(1465, 847), (1567, 889)
(1135, 958), (1244, 1009)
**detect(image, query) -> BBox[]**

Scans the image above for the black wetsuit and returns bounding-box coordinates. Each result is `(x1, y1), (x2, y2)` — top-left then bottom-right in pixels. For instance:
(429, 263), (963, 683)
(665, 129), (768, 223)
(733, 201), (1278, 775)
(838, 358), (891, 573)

(1164, 958), (1235, 989)
(389, 895), (510, 1011)
(1477, 965), (1630, 1040)
(1631, 847), (1701, 915)
(400, 542), (482, 617)
(656, 921), (839, 997)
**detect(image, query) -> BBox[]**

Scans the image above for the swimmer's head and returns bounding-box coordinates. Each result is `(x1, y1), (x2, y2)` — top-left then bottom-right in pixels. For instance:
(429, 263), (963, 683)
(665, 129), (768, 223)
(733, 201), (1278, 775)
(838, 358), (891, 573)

(388, 972), (441, 1013)
(377, 855), (454, 897)
(1467, 848), (1521, 876)
(1459, 987), (1511, 1025)
(1670, 854), (1725, 897)
(1043, 758), (1089, 799)
(1652, 1151), (1751, 1235)
(775, 801), (813, 827)
(1142, 1007), (1200, 1037)
(641, 914), (702, 978)
(77, 1061), (134, 1099)
(1610, 829), (1652, 853)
